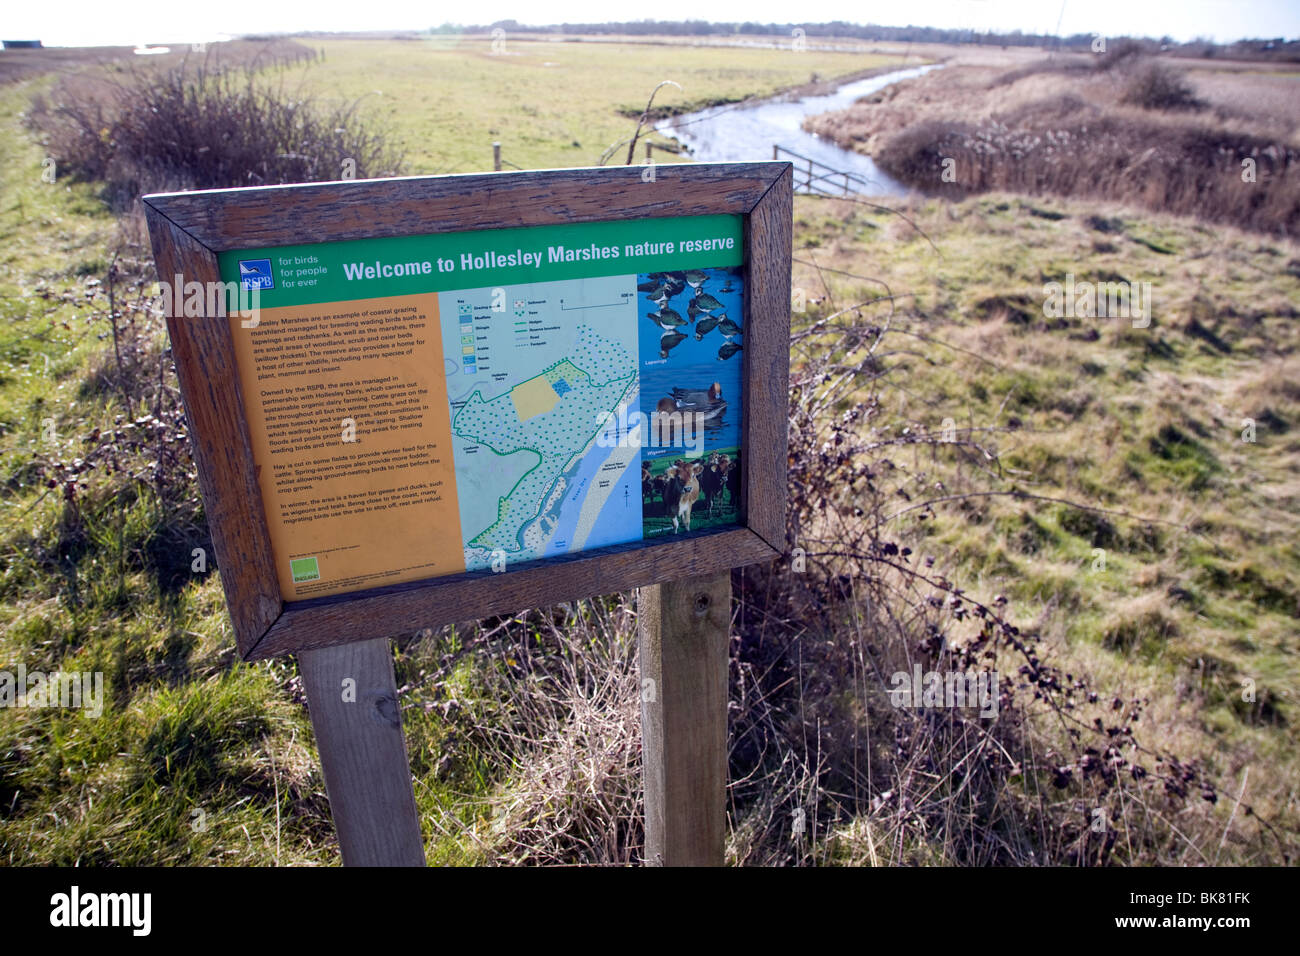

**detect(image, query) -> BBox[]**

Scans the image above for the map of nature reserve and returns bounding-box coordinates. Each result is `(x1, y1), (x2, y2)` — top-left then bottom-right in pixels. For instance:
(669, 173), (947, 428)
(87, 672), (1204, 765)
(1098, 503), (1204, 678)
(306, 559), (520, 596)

(441, 277), (642, 571)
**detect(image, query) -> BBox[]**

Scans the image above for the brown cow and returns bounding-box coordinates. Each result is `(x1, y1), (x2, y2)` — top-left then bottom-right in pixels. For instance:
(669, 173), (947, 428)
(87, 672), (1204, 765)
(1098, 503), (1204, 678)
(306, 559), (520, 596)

(674, 462), (703, 532)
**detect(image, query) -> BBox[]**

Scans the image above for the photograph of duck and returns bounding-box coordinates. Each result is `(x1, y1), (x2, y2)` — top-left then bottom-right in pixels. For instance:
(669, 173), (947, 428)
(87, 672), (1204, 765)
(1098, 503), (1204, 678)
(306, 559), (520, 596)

(637, 264), (744, 461)
(668, 382), (728, 422)
(640, 361), (741, 459)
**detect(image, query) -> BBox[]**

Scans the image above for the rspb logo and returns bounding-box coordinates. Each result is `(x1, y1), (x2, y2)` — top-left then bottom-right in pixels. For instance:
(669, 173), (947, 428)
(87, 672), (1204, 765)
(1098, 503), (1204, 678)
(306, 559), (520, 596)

(238, 258), (274, 290)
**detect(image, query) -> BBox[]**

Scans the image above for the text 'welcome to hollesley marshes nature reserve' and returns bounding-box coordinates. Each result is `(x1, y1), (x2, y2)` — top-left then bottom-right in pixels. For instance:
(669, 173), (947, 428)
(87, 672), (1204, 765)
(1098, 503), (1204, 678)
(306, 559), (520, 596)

(340, 233), (739, 279)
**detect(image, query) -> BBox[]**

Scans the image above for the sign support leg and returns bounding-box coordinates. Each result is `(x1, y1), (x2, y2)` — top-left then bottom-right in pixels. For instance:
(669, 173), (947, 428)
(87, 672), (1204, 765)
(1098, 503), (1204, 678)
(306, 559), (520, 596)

(637, 571), (731, 866)
(299, 637), (426, 866)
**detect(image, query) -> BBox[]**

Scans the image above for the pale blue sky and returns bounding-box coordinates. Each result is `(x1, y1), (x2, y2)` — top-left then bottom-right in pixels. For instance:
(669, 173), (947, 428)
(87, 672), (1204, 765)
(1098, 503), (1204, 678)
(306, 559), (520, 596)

(8, 0), (1297, 48)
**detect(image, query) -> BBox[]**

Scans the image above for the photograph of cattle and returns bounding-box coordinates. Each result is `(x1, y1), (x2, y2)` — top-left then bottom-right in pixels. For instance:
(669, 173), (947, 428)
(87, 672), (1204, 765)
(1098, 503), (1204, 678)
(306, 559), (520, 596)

(641, 447), (741, 537)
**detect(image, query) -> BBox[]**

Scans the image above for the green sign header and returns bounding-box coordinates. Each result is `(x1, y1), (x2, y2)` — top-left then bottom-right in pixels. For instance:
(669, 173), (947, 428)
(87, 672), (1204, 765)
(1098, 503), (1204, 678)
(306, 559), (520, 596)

(218, 214), (744, 307)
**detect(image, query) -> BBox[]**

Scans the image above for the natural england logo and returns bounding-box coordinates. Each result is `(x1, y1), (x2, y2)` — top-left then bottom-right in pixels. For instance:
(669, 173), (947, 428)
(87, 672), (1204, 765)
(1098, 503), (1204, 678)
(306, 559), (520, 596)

(0, 664), (103, 717)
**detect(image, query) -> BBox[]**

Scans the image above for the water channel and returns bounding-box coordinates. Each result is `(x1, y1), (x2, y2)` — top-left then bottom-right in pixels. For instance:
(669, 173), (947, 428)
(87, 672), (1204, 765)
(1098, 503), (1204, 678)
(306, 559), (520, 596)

(659, 63), (939, 196)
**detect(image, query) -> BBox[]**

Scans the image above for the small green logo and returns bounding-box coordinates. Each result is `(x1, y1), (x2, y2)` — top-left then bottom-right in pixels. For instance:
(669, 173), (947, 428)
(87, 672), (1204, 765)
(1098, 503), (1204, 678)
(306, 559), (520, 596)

(291, 557), (320, 582)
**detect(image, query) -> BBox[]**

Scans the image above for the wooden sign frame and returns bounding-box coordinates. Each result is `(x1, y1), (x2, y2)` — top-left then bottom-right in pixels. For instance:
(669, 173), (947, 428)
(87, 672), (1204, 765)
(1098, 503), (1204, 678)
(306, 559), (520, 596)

(143, 162), (792, 661)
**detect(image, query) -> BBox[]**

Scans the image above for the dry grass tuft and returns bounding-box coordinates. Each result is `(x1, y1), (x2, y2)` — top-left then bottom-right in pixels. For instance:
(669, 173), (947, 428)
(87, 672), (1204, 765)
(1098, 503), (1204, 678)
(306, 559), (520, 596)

(26, 47), (404, 211)
(808, 56), (1300, 235)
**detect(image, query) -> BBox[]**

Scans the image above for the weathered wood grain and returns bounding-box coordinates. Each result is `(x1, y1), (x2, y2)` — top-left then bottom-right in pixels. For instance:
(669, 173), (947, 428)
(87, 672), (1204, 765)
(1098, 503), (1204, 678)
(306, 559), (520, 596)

(142, 206), (281, 656)
(741, 166), (793, 552)
(638, 572), (731, 866)
(250, 526), (774, 660)
(299, 638), (425, 866)
(143, 163), (786, 250)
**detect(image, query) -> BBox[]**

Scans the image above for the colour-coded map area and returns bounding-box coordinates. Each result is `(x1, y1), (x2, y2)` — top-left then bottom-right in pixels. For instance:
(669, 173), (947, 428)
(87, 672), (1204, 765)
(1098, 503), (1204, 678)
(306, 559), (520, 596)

(453, 333), (635, 555)
(441, 279), (644, 571)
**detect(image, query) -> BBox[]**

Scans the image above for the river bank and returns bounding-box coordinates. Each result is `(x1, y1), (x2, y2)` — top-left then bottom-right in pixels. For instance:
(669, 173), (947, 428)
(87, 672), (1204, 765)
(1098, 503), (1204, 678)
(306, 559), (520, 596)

(656, 63), (941, 196)
(803, 52), (1300, 234)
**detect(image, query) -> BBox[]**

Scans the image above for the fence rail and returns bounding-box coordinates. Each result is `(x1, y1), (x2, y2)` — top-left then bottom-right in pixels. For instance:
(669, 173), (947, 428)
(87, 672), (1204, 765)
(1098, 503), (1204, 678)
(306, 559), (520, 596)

(773, 144), (875, 197)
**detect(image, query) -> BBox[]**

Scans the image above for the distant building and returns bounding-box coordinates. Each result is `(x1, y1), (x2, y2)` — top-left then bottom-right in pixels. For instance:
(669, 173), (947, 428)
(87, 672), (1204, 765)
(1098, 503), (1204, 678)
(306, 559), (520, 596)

(2, 40), (43, 49)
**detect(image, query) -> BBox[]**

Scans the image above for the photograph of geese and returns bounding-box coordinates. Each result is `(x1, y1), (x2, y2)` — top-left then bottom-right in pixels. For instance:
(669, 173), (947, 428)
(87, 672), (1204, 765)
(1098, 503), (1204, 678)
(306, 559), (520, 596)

(638, 265), (744, 367)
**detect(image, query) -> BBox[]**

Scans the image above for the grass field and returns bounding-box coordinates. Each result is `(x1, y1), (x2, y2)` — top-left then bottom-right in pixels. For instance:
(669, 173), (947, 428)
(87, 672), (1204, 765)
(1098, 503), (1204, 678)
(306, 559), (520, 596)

(789, 191), (1300, 849)
(1, 36), (1297, 864)
(0, 81), (331, 861)
(278, 36), (904, 173)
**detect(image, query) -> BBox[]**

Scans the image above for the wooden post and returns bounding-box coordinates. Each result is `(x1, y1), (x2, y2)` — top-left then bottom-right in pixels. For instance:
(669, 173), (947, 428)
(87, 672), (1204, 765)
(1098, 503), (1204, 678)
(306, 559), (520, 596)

(646, 140), (654, 162)
(638, 571), (731, 866)
(299, 638), (425, 866)
(492, 142), (502, 172)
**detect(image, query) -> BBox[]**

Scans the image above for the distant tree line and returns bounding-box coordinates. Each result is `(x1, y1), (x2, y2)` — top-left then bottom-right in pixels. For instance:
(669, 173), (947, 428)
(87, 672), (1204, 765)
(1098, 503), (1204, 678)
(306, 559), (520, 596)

(428, 20), (1300, 61)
